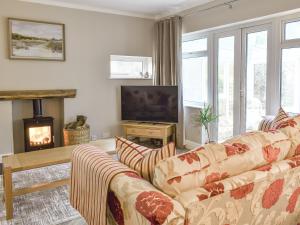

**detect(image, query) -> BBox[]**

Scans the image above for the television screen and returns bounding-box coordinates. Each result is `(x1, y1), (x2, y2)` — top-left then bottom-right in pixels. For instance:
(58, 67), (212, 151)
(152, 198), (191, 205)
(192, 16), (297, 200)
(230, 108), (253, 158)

(121, 86), (178, 123)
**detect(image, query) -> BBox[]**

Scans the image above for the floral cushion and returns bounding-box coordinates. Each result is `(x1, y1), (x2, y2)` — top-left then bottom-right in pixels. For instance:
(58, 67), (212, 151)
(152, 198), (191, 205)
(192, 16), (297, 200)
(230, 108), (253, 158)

(224, 130), (291, 164)
(175, 155), (300, 225)
(153, 143), (232, 197)
(153, 130), (291, 197)
(276, 115), (300, 158)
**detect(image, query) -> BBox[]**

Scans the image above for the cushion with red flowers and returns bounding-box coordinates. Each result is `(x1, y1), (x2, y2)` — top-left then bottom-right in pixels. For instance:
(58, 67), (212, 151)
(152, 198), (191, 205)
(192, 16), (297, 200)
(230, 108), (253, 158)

(224, 130), (291, 164)
(153, 130), (291, 197)
(153, 143), (231, 197)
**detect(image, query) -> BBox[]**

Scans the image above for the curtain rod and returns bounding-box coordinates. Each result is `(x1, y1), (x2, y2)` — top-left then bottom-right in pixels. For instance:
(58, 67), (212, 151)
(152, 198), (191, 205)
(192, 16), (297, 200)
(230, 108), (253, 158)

(181, 0), (241, 18)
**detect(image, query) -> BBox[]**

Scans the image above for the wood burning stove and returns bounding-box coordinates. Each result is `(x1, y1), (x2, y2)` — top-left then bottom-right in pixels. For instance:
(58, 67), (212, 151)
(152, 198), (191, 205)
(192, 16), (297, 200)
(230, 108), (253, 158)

(23, 99), (54, 152)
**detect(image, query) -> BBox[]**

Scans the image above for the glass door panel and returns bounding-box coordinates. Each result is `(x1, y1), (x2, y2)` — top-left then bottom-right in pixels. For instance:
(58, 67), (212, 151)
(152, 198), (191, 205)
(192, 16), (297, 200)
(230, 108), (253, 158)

(182, 57), (208, 104)
(281, 48), (300, 113)
(245, 31), (268, 131)
(212, 25), (270, 141)
(217, 36), (235, 141)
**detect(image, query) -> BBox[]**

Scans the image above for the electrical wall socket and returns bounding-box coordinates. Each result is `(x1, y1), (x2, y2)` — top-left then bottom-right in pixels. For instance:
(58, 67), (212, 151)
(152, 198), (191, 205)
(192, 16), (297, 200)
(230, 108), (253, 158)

(91, 134), (97, 141)
(102, 131), (111, 139)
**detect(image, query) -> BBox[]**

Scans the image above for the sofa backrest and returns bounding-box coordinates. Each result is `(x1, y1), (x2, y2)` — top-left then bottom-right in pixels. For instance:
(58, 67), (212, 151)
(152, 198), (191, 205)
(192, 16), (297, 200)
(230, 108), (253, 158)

(276, 115), (300, 158)
(153, 130), (291, 197)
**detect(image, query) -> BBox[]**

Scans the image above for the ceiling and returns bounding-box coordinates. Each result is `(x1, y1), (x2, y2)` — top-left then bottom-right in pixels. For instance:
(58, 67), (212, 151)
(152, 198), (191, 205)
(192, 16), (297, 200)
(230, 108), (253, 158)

(19, 0), (216, 19)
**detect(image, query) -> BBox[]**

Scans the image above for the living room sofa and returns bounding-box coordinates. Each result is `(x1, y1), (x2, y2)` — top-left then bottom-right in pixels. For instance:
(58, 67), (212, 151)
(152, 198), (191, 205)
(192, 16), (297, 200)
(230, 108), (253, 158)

(91, 115), (300, 225)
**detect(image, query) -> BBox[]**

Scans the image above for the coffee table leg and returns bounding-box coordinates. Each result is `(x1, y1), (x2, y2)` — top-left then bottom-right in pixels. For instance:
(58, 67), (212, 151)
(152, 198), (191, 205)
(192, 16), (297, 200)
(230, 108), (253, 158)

(163, 137), (168, 146)
(2, 170), (5, 202)
(4, 166), (13, 220)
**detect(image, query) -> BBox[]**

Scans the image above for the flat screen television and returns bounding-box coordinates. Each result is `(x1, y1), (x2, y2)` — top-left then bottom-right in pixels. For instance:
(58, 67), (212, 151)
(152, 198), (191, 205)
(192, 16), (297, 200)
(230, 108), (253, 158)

(121, 86), (178, 123)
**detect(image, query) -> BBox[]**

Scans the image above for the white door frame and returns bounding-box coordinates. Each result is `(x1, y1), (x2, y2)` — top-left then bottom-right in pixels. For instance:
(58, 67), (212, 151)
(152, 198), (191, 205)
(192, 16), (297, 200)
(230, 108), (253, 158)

(240, 23), (272, 132)
(213, 29), (242, 141)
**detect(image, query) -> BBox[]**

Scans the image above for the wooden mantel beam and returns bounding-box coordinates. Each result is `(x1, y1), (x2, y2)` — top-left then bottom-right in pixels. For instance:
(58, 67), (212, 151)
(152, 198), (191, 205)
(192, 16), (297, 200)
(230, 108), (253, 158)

(0, 89), (76, 101)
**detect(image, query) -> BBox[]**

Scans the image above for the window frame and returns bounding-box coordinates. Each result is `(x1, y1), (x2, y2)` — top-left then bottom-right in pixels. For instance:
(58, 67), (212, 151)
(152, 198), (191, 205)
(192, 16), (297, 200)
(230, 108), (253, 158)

(240, 24), (272, 132)
(182, 35), (208, 58)
(280, 16), (300, 113)
(110, 55), (153, 80)
(183, 11), (300, 142)
(282, 18), (300, 44)
(182, 35), (209, 107)
(213, 30), (242, 140)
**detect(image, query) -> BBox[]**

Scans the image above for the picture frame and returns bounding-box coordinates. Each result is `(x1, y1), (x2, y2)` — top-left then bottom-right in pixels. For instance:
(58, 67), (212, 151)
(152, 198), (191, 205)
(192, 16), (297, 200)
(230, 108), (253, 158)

(8, 18), (65, 61)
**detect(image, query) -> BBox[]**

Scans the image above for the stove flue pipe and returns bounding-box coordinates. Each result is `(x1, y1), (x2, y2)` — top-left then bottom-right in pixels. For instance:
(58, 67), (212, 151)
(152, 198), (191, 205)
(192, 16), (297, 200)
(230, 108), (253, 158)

(32, 99), (43, 117)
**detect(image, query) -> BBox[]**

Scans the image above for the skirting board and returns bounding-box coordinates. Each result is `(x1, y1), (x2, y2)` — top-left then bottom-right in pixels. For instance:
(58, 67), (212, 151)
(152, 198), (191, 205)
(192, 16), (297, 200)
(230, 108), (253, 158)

(185, 140), (202, 150)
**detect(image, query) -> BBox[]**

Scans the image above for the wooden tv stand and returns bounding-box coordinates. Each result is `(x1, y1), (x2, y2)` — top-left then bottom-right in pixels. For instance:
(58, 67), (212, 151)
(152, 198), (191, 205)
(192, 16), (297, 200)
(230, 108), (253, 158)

(122, 122), (176, 146)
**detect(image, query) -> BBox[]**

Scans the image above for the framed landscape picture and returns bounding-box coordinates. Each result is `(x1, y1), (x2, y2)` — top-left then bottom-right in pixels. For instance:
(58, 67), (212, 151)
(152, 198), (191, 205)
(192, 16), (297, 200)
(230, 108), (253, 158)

(8, 18), (65, 61)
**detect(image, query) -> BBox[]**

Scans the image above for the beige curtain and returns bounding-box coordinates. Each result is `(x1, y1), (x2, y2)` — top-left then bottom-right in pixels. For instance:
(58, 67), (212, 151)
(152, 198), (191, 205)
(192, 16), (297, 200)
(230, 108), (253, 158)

(153, 16), (185, 148)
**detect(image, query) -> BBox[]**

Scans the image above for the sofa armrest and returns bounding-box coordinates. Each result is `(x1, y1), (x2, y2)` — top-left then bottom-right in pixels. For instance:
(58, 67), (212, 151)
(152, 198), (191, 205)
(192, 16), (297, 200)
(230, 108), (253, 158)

(108, 172), (185, 225)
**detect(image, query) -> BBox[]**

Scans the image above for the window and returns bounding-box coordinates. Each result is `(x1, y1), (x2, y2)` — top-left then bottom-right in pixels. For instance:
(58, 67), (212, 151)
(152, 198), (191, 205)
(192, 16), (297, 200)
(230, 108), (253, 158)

(182, 38), (207, 53)
(182, 12), (300, 143)
(281, 17), (300, 113)
(217, 36), (235, 141)
(281, 48), (300, 113)
(110, 55), (152, 79)
(245, 30), (268, 131)
(284, 20), (300, 41)
(182, 38), (208, 106)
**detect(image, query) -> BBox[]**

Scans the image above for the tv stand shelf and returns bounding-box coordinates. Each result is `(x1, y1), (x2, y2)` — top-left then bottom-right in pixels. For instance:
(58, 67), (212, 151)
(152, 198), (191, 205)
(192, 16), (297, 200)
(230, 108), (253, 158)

(121, 122), (176, 146)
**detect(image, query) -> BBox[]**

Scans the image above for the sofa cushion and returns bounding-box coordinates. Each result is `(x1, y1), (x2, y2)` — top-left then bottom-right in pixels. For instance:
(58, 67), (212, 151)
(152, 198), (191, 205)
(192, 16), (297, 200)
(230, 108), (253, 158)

(175, 156), (300, 207)
(258, 116), (274, 131)
(153, 130), (291, 197)
(272, 107), (289, 128)
(174, 155), (300, 225)
(115, 137), (176, 182)
(152, 143), (234, 196)
(224, 130), (290, 164)
(276, 115), (300, 157)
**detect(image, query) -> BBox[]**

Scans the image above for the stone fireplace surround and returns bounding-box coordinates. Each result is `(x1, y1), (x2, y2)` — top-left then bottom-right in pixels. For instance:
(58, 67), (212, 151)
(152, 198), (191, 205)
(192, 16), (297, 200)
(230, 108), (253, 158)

(0, 89), (76, 158)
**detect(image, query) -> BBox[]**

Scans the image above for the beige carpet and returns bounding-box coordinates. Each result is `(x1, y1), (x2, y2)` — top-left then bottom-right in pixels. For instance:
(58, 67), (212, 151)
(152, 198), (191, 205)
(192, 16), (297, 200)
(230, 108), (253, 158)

(0, 163), (86, 225)
(0, 147), (186, 225)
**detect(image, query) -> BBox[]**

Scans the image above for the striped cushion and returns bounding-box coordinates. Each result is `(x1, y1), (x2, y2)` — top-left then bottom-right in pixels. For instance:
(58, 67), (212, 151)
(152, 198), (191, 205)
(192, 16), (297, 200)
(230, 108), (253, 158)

(258, 116), (274, 131)
(115, 137), (176, 182)
(272, 107), (289, 128)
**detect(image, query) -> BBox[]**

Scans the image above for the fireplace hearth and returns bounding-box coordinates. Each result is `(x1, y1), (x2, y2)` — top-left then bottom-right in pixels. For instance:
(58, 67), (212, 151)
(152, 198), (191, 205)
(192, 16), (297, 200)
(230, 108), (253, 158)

(23, 99), (54, 152)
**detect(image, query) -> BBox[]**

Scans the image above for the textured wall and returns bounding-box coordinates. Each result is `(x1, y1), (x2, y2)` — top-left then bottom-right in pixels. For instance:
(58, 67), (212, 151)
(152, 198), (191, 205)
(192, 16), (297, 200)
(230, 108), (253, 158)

(182, 0), (300, 33)
(0, 0), (154, 154)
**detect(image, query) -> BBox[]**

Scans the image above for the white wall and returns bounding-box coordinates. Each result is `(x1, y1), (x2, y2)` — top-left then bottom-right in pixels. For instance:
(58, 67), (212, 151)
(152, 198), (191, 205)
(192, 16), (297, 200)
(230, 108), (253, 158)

(0, 0), (154, 155)
(0, 102), (13, 156)
(184, 106), (202, 147)
(182, 0), (300, 33)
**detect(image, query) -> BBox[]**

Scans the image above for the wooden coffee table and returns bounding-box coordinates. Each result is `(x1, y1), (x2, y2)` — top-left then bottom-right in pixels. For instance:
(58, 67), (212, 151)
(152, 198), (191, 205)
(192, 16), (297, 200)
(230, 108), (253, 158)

(2, 139), (115, 220)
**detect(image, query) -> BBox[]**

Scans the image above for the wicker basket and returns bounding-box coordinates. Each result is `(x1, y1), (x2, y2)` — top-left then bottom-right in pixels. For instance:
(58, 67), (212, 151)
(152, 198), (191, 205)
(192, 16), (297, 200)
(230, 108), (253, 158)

(63, 127), (90, 146)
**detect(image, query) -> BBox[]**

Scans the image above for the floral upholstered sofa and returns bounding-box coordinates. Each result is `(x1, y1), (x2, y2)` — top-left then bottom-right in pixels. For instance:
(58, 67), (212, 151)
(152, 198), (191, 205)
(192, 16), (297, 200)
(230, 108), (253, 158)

(106, 115), (300, 225)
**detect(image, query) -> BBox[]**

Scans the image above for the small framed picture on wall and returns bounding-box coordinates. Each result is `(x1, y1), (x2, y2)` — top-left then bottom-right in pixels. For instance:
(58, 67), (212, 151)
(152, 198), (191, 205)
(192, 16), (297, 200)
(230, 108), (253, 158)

(8, 18), (65, 61)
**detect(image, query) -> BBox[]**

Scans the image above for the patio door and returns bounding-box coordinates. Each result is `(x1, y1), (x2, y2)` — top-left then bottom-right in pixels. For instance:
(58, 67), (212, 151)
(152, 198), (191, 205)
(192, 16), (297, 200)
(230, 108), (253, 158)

(213, 25), (271, 141)
(214, 30), (241, 142)
(241, 25), (271, 132)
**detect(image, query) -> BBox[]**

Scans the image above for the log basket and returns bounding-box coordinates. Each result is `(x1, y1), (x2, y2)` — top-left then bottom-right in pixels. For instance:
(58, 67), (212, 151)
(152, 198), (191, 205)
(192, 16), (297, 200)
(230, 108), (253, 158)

(63, 126), (90, 146)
